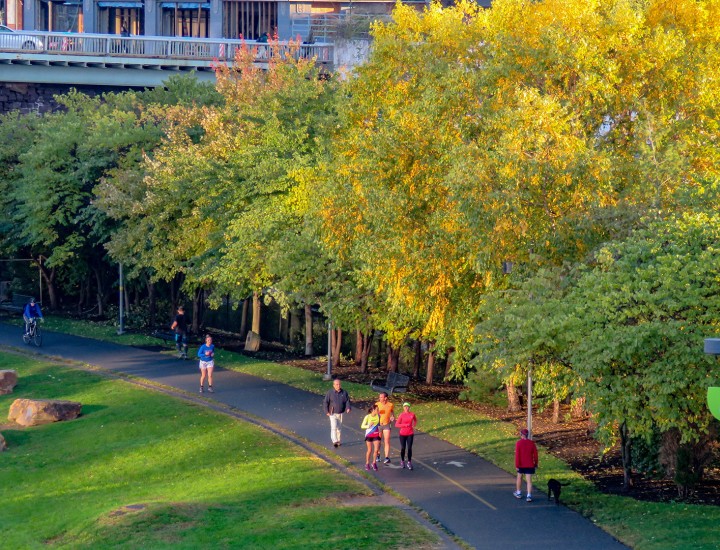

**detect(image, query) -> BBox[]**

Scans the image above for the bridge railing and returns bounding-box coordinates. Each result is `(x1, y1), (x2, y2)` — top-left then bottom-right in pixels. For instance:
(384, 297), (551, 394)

(0, 31), (333, 65)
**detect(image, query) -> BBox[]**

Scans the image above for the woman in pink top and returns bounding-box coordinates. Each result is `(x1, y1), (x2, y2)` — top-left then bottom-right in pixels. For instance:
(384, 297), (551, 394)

(395, 402), (417, 470)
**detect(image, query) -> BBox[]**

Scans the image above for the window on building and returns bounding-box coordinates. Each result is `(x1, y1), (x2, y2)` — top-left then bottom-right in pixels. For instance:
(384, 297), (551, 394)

(222, 0), (276, 40)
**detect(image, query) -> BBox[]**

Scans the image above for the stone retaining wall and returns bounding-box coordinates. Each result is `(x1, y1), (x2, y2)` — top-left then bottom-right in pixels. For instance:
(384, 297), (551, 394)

(0, 82), (140, 114)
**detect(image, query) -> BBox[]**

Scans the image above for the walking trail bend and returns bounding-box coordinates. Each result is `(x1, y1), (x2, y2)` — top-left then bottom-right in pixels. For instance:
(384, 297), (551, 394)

(0, 323), (627, 550)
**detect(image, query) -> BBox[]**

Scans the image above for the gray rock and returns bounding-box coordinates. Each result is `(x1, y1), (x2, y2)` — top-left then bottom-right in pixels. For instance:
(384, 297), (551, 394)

(0, 370), (18, 395)
(8, 399), (82, 427)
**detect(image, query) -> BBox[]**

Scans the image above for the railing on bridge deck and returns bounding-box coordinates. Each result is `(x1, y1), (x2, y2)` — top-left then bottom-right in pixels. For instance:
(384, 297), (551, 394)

(0, 30), (333, 65)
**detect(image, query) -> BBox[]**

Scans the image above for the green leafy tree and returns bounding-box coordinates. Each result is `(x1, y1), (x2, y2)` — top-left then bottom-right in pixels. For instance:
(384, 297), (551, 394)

(566, 212), (720, 490)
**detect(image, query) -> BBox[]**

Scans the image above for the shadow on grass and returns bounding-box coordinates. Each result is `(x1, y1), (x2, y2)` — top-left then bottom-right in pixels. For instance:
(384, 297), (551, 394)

(1, 427), (32, 446)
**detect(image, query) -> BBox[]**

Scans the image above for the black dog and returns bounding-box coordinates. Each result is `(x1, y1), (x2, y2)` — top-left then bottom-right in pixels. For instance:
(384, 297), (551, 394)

(547, 478), (570, 505)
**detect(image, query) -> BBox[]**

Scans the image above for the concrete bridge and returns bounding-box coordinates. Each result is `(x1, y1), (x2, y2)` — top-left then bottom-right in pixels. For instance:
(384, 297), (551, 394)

(0, 30), (334, 87)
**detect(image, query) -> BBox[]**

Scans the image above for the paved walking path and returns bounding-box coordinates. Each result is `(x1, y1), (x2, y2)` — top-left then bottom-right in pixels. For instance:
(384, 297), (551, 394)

(0, 323), (627, 549)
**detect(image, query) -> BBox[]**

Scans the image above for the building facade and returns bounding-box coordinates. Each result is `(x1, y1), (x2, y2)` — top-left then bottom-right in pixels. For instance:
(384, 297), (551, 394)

(1, 0), (433, 42)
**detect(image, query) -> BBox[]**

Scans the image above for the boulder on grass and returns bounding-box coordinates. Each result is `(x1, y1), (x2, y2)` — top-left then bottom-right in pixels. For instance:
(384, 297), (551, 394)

(0, 370), (18, 395)
(0, 432), (6, 451)
(8, 399), (82, 427)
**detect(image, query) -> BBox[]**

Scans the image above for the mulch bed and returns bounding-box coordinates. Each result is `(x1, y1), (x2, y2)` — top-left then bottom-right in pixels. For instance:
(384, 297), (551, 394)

(243, 348), (720, 506)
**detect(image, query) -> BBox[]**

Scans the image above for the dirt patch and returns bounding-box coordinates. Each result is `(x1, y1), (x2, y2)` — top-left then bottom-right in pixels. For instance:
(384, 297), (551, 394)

(244, 349), (720, 506)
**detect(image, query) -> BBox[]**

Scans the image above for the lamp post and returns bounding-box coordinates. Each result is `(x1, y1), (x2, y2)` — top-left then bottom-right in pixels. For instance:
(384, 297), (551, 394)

(527, 367), (533, 438)
(117, 263), (125, 335)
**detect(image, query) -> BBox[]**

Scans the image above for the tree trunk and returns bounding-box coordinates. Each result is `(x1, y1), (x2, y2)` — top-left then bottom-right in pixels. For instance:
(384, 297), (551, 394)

(251, 291), (261, 335)
(552, 398), (561, 424)
(387, 343), (400, 372)
(444, 349), (455, 380)
(506, 383), (522, 413)
(425, 345), (436, 384)
(375, 338), (384, 370)
(290, 308), (301, 344)
(146, 277), (156, 326)
(93, 266), (103, 316)
(354, 328), (363, 365)
(279, 311), (289, 343)
(77, 278), (85, 314)
(570, 396), (586, 419)
(304, 304), (313, 355)
(412, 340), (422, 379)
(331, 328), (342, 369)
(359, 331), (373, 373)
(239, 298), (249, 339)
(619, 421), (634, 490)
(37, 258), (58, 310)
(192, 287), (202, 334)
(124, 281), (131, 319)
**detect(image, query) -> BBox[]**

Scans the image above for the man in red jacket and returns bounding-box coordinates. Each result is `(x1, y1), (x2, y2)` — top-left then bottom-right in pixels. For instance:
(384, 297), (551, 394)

(514, 428), (538, 502)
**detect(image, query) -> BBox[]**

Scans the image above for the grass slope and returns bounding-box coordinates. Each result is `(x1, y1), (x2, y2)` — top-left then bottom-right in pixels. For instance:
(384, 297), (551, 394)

(0, 353), (438, 549)
(18, 316), (720, 549)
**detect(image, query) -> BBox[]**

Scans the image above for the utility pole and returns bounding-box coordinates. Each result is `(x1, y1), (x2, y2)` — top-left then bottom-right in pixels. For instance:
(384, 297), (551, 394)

(117, 263), (125, 335)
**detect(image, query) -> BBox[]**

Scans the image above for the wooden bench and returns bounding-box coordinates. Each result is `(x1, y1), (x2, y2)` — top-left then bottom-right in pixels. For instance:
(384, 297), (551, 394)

(370, 371), (410, 396)
(0, 294), (36, 314)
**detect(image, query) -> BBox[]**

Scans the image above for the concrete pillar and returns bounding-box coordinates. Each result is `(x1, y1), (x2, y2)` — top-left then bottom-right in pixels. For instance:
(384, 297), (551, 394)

(277, 2), (291, 40)
(83, 0), (95, 33)
(209, 0), (222, 38)
(145, 0), (158, 36)
(23, 0), (36, 31)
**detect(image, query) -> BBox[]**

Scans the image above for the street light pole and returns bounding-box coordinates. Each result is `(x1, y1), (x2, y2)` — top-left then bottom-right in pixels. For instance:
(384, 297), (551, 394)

(527, 367), (533, 438)
(117, 263), (125, 335)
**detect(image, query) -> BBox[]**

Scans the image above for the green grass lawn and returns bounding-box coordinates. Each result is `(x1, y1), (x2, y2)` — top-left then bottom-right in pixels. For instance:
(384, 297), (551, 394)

(14, 316), (720, 549)
(0, 353), (439, 549)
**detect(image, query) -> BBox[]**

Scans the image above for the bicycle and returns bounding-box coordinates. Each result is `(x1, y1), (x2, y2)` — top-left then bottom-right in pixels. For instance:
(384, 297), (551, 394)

(23, 318), (43, 347)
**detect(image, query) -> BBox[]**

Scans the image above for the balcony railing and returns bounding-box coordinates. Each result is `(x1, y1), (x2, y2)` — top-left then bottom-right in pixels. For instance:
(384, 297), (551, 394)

(0, 30), (333, 64)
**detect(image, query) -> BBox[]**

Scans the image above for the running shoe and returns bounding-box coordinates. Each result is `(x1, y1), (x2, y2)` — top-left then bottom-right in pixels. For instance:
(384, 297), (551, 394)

(365, 464), (371, 471)
(400, 461), (405, 469)
(208, 386), (214, 393)
(199, 386), (204, 393)
(383, 457), (391, 464)
(372, 463), (378, 471)
(526, 494), (533, 502)
(406, 461), (413, 470)
(513, 491), (522, 499)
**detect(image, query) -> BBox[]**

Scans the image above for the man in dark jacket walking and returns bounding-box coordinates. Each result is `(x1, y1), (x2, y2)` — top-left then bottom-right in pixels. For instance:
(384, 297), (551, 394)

(323, 378), (351, 447)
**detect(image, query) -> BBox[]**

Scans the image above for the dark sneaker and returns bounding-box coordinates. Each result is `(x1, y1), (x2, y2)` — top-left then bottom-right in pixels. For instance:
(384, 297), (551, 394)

(208, 386), (214, 393)
(407, 461), (413, 470)
(383, 457), (391, 464)
(333, 442), (339, 448)
(526, 494), (533, 502)
(372, 463), (378, 471)
(199, 387), (204, 393)
(400, 461), (405, 469)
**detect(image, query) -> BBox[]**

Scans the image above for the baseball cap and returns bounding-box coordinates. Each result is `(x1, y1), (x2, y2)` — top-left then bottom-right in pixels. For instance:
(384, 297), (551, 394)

(402, 402), (411, 407)
(520, 428), (529, 437)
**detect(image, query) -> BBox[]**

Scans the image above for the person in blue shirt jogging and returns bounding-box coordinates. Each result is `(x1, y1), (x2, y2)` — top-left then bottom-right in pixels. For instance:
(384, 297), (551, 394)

(23, 297), (43, 336)
(197, 334), (215, 394)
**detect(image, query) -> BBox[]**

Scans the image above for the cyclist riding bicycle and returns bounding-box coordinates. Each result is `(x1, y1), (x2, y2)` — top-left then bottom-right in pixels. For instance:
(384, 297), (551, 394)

(23, 297), (44, 336)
